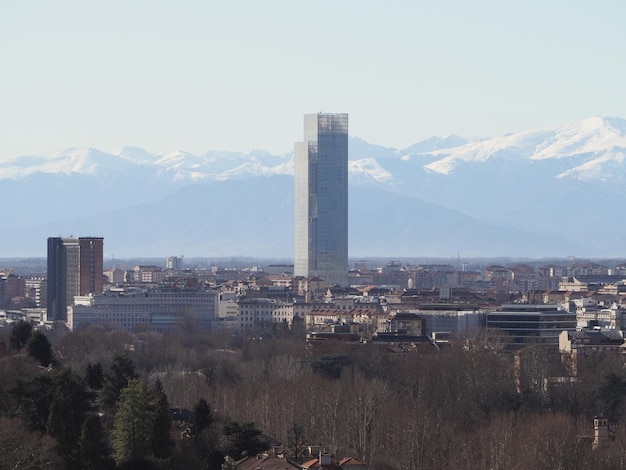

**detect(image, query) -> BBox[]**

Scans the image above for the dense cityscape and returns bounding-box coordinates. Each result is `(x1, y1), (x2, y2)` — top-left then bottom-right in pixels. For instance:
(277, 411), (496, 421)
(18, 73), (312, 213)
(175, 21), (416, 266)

(2, 114), (626, 469)
(4, 0), (626, 466)
(6, 251), (626, 349)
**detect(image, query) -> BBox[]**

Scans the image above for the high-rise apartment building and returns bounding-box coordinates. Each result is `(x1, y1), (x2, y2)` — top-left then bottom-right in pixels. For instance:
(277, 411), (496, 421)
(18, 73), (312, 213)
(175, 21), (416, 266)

(166, 256), (183, 271)
(78, 237), (104, 296)
(47, 236), (103, 322)
(294, 113), (349, 286)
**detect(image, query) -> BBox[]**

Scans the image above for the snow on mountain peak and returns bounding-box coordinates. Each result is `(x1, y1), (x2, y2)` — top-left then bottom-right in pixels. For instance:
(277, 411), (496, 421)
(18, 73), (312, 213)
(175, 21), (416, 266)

(349, 158), (394, 183)
(402, 134), (474, 154)
(3, 115), (626, 183)
(532, 116), (626, 160)
(0, 147), (138, 179)
(116, 146), (158, 164)
(49, 147), (110, 173)
(422, 116), (626, 180)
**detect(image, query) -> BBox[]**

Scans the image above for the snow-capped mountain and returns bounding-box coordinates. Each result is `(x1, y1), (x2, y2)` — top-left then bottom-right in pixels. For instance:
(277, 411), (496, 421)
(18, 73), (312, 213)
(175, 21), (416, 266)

(0, 147), (140, 179)
(422, 116), (626, 181)
(2, 116), (626, 258)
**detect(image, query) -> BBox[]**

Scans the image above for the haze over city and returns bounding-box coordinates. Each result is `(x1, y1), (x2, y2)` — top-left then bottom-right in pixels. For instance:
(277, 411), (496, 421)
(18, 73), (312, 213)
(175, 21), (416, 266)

(6, 4), (626, 468)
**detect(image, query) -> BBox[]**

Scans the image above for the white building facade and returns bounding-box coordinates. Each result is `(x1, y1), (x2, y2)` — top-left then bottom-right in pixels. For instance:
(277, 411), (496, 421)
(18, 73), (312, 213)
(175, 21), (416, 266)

(68, 286), (217, 332)
(237, 298), (294, 333)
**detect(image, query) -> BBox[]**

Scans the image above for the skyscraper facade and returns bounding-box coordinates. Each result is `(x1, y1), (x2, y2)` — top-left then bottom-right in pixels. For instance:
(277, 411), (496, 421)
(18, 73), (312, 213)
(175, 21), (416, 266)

(47, 236), (103, 322)
(294, 113), (349, 286)
(78, 237), (104, 295)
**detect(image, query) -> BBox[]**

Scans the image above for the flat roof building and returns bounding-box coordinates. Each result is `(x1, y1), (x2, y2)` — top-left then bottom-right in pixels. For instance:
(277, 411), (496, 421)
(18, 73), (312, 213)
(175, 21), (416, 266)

(47, 236), (103, 322)
(68, 286), (216, 333)
(487, 304), (576, 348)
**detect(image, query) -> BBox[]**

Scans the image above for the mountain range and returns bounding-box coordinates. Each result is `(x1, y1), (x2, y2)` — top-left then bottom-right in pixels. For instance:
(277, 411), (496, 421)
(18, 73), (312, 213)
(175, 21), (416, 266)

(3, 116), (626, 260)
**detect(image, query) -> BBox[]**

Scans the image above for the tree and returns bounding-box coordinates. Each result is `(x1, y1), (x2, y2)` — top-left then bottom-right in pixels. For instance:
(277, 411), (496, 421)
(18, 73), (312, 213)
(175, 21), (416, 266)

(346, 375), (389, 462)
(102, 355), (138, 408)
(223, 421), (268, 459)
(287, 421), (307, 462)
(190, 398), (214, 438)
(150, 379), (174, 460)
(10, 373), (55, 432)
(189, 398), (220, 467)
(46, 368), (93, 466)
(26, 330), (54, 367)
(290, 315), (307, 339)
(9, 320), (32, 350)
(111, 379), (155, 466)
(597, 373), (626, 422)
(310, 353), (353, 380)
(47, 385), (76, 463)
(86, 362), (105, 390)
(0, 416), (63, 468)
(78, 415), (113, 470)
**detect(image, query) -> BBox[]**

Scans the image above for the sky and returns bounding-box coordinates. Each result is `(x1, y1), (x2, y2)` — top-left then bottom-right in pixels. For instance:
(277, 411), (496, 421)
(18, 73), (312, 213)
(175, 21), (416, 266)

(1, 1), (625, 159)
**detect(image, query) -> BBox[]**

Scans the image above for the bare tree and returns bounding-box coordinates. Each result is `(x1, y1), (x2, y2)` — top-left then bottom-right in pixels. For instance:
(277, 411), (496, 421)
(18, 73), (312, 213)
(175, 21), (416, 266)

(287, 421), (307, 462)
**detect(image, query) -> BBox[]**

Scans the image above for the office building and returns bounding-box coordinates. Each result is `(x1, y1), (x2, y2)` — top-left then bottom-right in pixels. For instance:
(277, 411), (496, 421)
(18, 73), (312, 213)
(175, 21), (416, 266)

(294, 113), (349, 286)
(47, 236), (103, 322)
(78, 237), (104, 295)
(386, 305), (485, 339)
(68, 285), (216, 333)
(486, 304), (576, 348)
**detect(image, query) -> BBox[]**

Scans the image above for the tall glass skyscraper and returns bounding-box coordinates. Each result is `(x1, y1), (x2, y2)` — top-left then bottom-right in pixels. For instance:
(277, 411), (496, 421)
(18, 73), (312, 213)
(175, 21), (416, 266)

(294, 113), (348, 286)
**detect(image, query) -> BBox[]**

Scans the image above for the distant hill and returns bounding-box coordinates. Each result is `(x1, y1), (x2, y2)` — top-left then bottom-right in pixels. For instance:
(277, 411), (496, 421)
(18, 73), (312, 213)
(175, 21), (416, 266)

(2, 116), (626, 258)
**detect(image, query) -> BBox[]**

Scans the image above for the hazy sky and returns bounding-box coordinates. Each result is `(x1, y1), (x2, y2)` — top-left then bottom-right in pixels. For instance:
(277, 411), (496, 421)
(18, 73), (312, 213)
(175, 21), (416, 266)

(1, 1), (625, 159)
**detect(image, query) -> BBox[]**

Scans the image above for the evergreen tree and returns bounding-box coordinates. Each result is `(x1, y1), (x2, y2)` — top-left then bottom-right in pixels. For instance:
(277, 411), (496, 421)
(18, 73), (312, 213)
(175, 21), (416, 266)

(47, 386), (76, 463)
(102, 355), (138, 408)
(10, 365), (91, 465)
(223, 421), (268, 459)
(9, 319), (32, 350)
(26, 330), (54, 367)
(10, 374), (55, 432)
(190, 398), (214, 438)
(55, 368), (93, 432)
(190, 398), (219, 466)
(150, 379), (174, 460)
(46, 368), (93, 467)
(86, 362), (105, 390)
(111, 379), (155, 466)
(78, 415), (112, 470)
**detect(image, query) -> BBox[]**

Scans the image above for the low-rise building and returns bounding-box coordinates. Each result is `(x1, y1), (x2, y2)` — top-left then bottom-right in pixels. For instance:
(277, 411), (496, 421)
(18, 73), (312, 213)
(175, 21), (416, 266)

(385, 304), (485, 339)
(559, 329), (625, 354)
(68, 285), (217, 332)
(306, 306), (381, 332)
(487, 304), (576, 348)
(237, 298), (295, 333)
(302, 452), (368, 470)
(103, 268), (125, 285)
(132, 265), (166, 284)
(560, 329), (626, 376)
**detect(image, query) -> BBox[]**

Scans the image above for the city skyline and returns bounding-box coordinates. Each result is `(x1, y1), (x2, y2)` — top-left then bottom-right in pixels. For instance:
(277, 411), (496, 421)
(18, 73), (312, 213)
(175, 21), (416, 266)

(294, 113), (349, 286)
(1, 113), (625, 259)
(2, 2), (625, 159)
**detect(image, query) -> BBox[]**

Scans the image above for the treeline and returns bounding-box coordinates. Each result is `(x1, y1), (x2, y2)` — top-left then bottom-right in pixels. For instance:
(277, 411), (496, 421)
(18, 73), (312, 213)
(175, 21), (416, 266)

(2, 322), (626, 469)
(0, 322), (269, 469)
